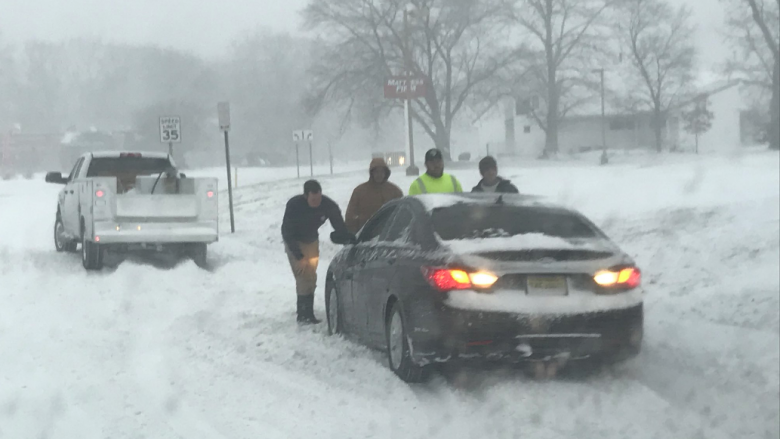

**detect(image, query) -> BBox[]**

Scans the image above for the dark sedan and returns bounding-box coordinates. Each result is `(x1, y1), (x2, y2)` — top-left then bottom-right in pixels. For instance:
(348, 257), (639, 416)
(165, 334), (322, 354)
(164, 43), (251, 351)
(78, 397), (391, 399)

(326, 193), (644, 382)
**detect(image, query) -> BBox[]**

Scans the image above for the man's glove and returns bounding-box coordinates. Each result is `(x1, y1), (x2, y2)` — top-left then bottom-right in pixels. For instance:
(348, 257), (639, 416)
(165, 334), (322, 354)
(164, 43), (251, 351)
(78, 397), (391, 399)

(290, 246), (304, 261)
(331, 230), (357, 245)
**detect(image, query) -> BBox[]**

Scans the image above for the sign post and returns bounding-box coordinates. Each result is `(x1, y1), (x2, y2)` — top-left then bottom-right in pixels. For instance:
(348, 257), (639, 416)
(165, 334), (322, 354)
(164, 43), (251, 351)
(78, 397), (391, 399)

(305, 130), (313, 177)
(293, 130), (313, 177)
(292, 130), (302, 178)
(159, 116), (181, 157)
(218, 102), (235, 233)
(383, 76), (426, 176)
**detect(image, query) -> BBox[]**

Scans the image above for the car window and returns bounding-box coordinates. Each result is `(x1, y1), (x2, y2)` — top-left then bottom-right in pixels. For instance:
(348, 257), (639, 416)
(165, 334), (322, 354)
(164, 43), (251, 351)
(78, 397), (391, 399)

(358, 206), (397, 244)
(385, 207), (415, 243)
(68, 158), (84, 181)
(431, 205), (597, 240)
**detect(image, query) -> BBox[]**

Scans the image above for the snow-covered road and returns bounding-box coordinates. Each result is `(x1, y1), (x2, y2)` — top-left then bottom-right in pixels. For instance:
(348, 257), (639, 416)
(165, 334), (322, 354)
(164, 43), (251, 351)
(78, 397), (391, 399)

(1, 150), (778, 438)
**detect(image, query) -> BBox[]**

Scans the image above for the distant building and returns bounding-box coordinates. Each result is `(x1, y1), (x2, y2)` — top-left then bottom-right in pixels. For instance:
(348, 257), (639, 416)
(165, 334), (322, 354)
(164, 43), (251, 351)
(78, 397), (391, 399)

(478, 78), (761, 156)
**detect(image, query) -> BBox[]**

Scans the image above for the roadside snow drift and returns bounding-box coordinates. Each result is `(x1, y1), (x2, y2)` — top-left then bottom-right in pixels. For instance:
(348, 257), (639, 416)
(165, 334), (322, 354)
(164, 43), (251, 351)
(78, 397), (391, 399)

(1, 151), (777, 439)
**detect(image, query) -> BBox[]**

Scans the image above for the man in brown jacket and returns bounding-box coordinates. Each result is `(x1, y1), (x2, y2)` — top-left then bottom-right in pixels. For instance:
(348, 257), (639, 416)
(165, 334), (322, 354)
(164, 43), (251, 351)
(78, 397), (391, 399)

(345, 158), (403, 234)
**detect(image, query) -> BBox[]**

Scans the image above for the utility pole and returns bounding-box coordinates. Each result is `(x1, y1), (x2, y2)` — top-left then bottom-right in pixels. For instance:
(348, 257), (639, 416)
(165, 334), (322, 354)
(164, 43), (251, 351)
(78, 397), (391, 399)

(404, 8), (419, 176)
(308, 139), (313, 177)
(593, 68), (608, 165)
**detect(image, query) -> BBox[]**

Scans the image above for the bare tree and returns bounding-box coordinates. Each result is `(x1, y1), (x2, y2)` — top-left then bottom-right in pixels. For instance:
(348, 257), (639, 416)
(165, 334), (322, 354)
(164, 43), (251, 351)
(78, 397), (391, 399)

(619, 0), (697, 152)
(724, 0), (780, 150)
(511, 0), (611, 155)
(224, 30), (311, 164)
(303, 0), (524, 159)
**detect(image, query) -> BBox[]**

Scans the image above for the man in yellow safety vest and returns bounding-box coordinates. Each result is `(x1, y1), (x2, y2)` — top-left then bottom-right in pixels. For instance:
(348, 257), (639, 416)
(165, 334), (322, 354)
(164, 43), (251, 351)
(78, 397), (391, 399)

(408, 148), (463, 195)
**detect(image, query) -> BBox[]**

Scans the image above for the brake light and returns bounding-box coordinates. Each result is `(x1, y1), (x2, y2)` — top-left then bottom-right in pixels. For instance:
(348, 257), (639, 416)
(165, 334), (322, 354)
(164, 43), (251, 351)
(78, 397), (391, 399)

(119, 153), (142, 158)
(422, 267), (498, 291)
(95, 190), (104, 198)
(207, 191), (214, 198)
(594, 267), (641, 289)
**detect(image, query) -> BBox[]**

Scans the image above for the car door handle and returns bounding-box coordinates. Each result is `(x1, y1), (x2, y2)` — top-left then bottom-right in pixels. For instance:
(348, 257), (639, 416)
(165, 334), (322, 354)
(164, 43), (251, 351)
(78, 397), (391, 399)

(68, 190), (74, 194)
(388, 258), (396, 265)
(345, 272), (353, 280)
(359, 260), (366, 268)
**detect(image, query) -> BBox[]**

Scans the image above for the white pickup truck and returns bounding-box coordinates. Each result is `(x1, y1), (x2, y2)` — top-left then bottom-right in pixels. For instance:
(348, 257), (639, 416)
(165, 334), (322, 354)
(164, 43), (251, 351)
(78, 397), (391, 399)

(45, 151), (218, 270)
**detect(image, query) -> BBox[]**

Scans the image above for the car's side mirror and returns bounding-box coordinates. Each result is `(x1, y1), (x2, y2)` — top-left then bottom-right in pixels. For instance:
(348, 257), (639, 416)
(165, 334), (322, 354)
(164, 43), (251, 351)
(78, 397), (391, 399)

(331, 231), (357, 245)
(45, 172), (67, 184)
(179, 173), (187, 178)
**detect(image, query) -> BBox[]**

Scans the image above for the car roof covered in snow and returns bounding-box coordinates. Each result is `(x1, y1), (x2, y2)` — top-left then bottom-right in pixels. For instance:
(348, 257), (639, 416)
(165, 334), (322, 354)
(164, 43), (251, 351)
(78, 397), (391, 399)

(412, 193), (567, 212)
(88, 151), (170, 159)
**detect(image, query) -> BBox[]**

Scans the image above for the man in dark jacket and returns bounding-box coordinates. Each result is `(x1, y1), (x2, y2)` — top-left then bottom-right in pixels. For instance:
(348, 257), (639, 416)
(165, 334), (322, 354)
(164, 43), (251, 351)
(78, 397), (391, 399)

(345, 158), (403, 234)
(282, 180), (354, 324)
(471, 156), (519, 193)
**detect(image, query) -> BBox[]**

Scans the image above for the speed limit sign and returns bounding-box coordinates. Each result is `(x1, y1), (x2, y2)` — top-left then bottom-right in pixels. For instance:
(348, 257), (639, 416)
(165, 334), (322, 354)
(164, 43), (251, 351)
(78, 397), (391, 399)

(159, 116), (182, 143)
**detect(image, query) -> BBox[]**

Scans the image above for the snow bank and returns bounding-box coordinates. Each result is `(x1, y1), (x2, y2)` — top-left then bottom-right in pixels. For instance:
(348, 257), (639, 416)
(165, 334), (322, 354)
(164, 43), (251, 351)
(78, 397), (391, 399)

(446, 289), (644, 314)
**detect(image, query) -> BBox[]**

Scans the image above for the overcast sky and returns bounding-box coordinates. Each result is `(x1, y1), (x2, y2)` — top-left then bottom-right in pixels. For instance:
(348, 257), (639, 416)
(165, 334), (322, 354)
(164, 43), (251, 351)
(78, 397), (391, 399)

(1, 0), (727, 66)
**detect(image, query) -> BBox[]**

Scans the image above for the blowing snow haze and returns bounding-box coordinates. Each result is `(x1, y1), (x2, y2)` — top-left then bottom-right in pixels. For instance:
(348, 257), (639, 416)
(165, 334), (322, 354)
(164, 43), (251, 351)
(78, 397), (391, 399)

(1, 0), (726, 63)
(0, 0), (309, 58)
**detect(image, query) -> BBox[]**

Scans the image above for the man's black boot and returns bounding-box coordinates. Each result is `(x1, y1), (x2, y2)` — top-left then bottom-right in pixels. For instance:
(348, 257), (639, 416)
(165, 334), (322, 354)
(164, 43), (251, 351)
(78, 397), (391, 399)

(296, 296), (308, 323)
(297, 295), (321, 325)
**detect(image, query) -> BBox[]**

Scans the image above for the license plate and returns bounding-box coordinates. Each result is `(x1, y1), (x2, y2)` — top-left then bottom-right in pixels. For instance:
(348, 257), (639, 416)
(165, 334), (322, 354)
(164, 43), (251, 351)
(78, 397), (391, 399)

(526, 275), (568, 296)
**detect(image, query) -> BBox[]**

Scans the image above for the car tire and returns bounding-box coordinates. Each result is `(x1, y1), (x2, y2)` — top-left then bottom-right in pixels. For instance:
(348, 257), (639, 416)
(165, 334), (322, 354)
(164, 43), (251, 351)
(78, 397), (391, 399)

(54, 214), (77, 253)
(190, 243), (208, 268)
(81, 233), (103, 270)
(385, 301), (431, 383)
(325, 281), (343, 336)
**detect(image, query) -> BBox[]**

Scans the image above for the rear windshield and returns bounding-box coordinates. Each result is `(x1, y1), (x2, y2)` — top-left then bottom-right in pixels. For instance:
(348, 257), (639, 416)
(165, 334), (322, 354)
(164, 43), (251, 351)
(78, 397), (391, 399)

(431, 204), (598, 240)
(86, 157), (171, 177)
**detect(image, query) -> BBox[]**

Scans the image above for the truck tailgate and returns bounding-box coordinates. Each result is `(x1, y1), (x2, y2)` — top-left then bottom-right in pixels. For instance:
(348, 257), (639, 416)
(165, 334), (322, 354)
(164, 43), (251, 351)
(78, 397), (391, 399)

(115, 194), (199, 220)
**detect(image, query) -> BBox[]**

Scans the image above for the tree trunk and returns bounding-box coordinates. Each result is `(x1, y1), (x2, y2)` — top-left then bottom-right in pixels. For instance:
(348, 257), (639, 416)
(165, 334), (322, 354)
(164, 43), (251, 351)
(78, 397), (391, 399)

(652, 106), (663, 152)
(435, 128), (452, 160)
(770, 57), (780, 151)
(545, 78), (559, 155)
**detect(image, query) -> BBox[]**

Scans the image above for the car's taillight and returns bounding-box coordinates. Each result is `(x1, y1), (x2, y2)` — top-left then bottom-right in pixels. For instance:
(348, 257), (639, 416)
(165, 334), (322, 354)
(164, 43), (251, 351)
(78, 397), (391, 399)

(422, 267), (498, 292)
(594, 267), (641, 290)
(95, 190), (104, 198)
(206, 191), (214, 198)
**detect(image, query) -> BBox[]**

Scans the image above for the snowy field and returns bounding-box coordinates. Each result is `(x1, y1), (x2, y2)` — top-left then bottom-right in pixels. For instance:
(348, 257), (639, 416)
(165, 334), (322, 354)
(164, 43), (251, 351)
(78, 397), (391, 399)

(0, 149), (778, 438)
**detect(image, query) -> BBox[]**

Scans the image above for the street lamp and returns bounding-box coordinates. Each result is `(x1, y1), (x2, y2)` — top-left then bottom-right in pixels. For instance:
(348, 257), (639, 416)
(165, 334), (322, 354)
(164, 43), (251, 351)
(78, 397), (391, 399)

(592, 68), (608, 165)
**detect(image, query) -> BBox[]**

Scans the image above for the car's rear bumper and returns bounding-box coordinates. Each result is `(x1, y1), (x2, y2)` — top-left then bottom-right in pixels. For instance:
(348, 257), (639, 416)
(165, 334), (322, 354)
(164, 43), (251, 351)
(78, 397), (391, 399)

(406, 303), (643, 366)
(93, 221), (218, 244)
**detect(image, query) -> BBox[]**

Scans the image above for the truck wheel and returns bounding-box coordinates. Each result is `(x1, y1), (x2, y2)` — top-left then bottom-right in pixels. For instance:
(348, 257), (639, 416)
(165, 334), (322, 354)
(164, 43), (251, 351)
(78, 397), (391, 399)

(190, 243), (208, 268)
(54, 214), (77, 253)
(81, 233), (104, 270)
(385, 301), (431, 383)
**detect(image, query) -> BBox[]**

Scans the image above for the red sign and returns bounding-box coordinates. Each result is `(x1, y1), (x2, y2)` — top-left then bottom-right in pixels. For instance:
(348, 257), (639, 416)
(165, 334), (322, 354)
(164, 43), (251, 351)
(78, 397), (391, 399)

(384, 76), (427, 99)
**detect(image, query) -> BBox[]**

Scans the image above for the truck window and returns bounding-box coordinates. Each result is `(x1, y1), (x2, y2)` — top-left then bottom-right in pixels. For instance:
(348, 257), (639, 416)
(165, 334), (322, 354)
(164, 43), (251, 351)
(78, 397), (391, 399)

(86, 157), (172, 192)
(86, 157), (171, 178)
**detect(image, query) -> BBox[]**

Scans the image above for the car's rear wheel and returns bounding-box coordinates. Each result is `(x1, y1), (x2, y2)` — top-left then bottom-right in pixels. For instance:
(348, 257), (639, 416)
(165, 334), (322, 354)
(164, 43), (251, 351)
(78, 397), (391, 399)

(81, 232), (103, 270)
(54, 214), (76, 253)
(325, 282), (342, 336)
(385, 301), (431, 383)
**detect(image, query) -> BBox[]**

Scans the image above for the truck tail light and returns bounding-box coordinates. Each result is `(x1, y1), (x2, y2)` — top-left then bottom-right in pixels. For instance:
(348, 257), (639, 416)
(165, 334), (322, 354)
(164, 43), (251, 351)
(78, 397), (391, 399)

(95, 190), (104, 198)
